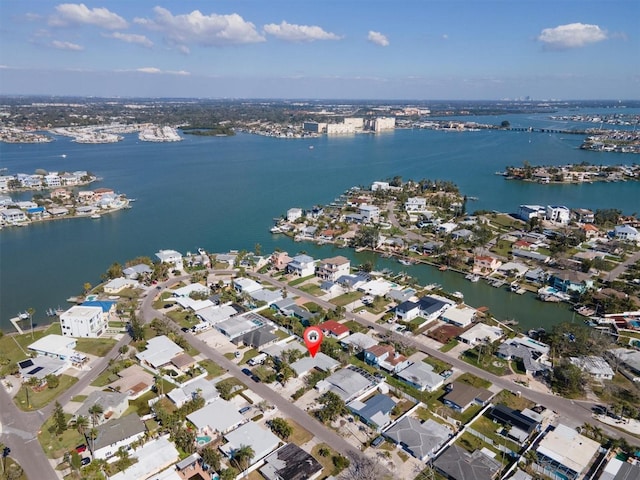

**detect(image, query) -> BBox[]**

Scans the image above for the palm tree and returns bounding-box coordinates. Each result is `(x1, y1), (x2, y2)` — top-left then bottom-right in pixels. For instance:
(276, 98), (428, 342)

(88, 428), (98, 456)
(88, 403), (104, 427)
(72, 415), (89, 436)
(0, 441), (5, 475)
(232, 444), (255, 472)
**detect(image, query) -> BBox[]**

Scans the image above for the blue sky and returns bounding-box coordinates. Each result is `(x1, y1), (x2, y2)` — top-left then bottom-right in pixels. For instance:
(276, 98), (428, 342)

(0, 0), (638, 99)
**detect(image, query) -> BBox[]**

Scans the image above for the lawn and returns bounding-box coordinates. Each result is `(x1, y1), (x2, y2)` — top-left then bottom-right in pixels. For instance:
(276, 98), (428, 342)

(469, 415), (521, 454)
(0, 323), (62, 376)
(240, 348), (260, 365)
(287, 419), (313, 445)
(422, 356), (452, 374)
(273, 329), (290, 340)
(363, 297), (391, 314)
(125, 390), (158, 416)
(15, 375), (78, 411)
(70, 395), (88, 403)
(456, 372), (492, 389)
(152, 291), (174, 309)
(38, 414), (85, 459)
(288, 275), (315, 287)
(439, 339), (459, 352)
(311, 443), (346, 477)
(298, 283), (324, 296)
(302, 302), (323, 313)
(75, 337), (117, 357)
(492, 390), (535, 411)
(3, 457), (28, 480)
(343, 320), (367, 333)
(199, 359), (225, 378)
(461, 349), (508, 377)
(329, 291), (364, 307)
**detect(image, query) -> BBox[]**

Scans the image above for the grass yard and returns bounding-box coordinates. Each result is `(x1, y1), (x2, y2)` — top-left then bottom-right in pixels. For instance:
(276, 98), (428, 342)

(298, 283), (324, 296)
(302, 302), (323, 313)
(15, 374), (78, 411)
(152, 291), (174, 309)
(287, 419), (313, 445)
(329, 291), (364, 307)
(125, 390), (157, 417)
(70, 395), (88, 403)
(493, 390), (535, 411)
(456, 372), (492, 389)
(422, 356), (452, 374)
(469, 415), (521, 453)
(38, 414), (85, 459)
(199, 359), (225, 378)
(461, 349), (508, 377)
(240, 348), (260, 365)
(439, 339), (459, 352)
(75, 337), (117, 357)
(0, 323), (62, 376)
(343, 320), (367, 333)
(311, 443), (344, 477)
(288, 275), (315, 286)
(273, 329), (290, 340)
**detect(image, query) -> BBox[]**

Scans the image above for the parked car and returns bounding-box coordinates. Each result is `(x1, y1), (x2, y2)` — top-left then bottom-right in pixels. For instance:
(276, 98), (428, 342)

(75, 445), (87, 453)
(239, 406), (251, 414)
(81, 457), (91, 466)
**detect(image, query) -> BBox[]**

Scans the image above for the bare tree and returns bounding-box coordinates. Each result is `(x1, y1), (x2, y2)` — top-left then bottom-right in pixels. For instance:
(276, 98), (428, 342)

(338, 454), (391, 480)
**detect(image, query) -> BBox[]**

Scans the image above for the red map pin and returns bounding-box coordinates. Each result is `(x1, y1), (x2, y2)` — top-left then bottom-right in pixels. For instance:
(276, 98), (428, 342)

(303, 326), (323, 358)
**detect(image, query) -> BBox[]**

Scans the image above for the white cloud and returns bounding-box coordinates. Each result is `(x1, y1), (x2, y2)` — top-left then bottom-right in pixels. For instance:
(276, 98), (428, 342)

(49, 3), (128, 30)
(51, 40), (84, 51)
(104, 32), (153, 48)
(367, 31), (389, 47)
(134, 7), (264, 49)
(135, 67), (190, 76)
(537, 23), (607, 49)
(442, 34), (449, 40)
(264, 21), (341, 42)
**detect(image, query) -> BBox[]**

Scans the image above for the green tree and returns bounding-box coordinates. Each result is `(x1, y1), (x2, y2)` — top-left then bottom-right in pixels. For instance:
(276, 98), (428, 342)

(216, 381), (233, 400)
(88, 403), (104, 427)
(53, 401), (67, 434)
(45, 374), (60, 389)
(72, 415), (89, 436)
(129, 312), (145, 341)
(220, 468), (239, 480)
(70, 450), (82, 472)
(102, 262), (123, 280)
(232, 444), (255, 471)
(201, 446), (222, 472)
(269, 417), (292, 440)
(551, 361), (584, 397)
(316, 391), (347, 424)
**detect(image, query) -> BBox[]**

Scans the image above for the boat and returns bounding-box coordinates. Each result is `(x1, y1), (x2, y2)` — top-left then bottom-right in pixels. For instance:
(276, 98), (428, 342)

(398, 258), (413, 266)
(452, 291), (464, 299)
(91, 214), (101, 219)
(270, 226), (282, 234)
(465, 273), (480, 282)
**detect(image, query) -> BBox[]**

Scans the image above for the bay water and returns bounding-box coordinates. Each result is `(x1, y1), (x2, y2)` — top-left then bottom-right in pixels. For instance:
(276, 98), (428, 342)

(1, 109), (638, 332)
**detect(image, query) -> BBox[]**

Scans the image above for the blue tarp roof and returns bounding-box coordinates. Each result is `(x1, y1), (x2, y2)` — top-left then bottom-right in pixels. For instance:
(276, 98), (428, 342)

(82, 300), (116, 312)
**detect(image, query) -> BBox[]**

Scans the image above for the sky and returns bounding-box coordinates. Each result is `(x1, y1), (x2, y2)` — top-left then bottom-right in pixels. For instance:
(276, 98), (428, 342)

(0, 0), (638, 100)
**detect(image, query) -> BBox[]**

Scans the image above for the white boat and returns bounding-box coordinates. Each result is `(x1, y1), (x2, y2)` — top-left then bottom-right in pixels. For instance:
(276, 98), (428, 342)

(91, 214), (101, 219)
(270, 226), (282, 234)
(398, 258), (414, 266)
(465, 273), (480, 282)
(452, 291), (464, 299)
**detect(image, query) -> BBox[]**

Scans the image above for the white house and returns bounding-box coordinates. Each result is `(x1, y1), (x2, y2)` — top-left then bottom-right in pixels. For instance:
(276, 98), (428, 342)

(405, 197), (427, 212)
(220, 422), (280, 466)
(60, 306), (106, 338)
(136, 335), (183, 370)
(315, 256), (351, 282)
(569, 356), (614, 381)
(546, 205), (571, 225)
(517, 205), (546, 222)
(397, 362), (446, 392)
(1, 209), (27, 223)
(91, 414), (146, 460)
(233, 277), (263, 294)
(155, 249), (183, 270)
(359, 205), (380, 223)
(614, 225), (639, 242)
(458, 323), (503, 346)
(287, 207), (303, 222)
(103, 277), (138, 294)
(28, 334), (77, 361)
(287, 254), (316, 277)
(441, 305), (476, 328)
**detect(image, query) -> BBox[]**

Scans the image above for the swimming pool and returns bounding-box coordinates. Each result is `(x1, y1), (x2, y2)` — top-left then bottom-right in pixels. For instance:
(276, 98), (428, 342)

(196, 435), (212, 446)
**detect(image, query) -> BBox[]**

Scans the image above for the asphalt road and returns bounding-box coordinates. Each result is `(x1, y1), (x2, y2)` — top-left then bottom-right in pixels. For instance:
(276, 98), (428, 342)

(139, 276), (370, 465)
(250, 271), (640, 446)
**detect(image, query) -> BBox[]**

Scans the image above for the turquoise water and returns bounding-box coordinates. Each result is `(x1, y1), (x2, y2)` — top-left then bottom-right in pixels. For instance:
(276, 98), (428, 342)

(1, 109), (638, 331)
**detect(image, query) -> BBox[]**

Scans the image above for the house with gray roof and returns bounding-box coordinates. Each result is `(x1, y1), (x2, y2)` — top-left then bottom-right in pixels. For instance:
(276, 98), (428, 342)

(18, 356), (67, 382)
(384, 417), (452, 461)
(136, 335), (183, 369)
(167, 377), (219, 408)
(397, 361), (445, 392)
(186, 398), (245, 435)
(497, 337), (550, 375)
(442, 381), (493, 412)
(122, 264), (152, 280)
(434, 444), (501, 480)
(315, 366), (379, 402)
(292, 352), (340, 376)
(340, 332), (378, 352)
(237, 326), (279, 349)
(197, 303), (238, 325)
(250, 288), (283, 306)
(610, 348), (640, 378)
(91, 414), (146, 460)
(260, 443), (322, 480)
(220, 422), (280, 466)
(74, 390), (128, 425)
(347, 394), (395, 431)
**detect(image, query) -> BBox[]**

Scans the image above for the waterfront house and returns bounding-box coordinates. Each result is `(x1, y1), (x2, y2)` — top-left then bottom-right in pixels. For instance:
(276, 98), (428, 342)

(396, 361), (445, 392)
(1, 209), (27, 223)
(458, 323), (503, 346)
(396, 295), (451, 322)
(359, 204), (380, 223)
(315, 256), (351, 282)
(441, 305), (476, 328)
(364, 344), (410, 373)
(60, 305), (106, 338)
(287, 207), (303, 222)
(122, 263), (152, 280)
(155, 249), (183, 270)
(546, 205), (571, 225)
(287, 254), (316, 277)
(517, 205), (546, 222)
(614, 224), (639, 242)
(533, 424), (600, 480)
(497, 336), (550, 375)
(451, 228), (474, 241)
(569, 356), (614, 381)
(386, 417), (453, 462)
(572, 208), (595, 224)
(442, 381), (492, 412)
(422, 240), (444, 254)
(270, 251), (292, 271)
(347, 394), (395, 431)
(91, 414), (146, 460)
(549, 270), (593, 294)
(103, 277), (138, 294)
(473, 255), (502, 276)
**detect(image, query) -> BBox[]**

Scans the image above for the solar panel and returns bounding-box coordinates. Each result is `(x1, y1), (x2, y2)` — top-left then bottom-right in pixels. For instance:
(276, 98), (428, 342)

(27, 366), (44, 375)
(18, 359), (34, 369)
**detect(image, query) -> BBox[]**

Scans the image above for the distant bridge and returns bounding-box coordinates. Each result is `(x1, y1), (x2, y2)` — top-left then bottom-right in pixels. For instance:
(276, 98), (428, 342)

(508, 127), (588, 135)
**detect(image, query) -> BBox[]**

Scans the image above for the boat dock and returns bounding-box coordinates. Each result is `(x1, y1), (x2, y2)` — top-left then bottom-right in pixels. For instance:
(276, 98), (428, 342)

(9, 314), (26, 334)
